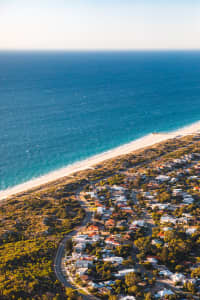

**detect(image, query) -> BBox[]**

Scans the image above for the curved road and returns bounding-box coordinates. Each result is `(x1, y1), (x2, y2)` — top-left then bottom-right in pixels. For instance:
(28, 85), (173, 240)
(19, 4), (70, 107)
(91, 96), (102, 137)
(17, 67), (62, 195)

(54, 188), (97, 300)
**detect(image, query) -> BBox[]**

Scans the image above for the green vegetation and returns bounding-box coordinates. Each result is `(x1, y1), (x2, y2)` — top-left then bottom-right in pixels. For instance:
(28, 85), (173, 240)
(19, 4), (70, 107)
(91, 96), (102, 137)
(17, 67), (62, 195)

(65, 134), (200, 299)
(0, 180), (85, 299)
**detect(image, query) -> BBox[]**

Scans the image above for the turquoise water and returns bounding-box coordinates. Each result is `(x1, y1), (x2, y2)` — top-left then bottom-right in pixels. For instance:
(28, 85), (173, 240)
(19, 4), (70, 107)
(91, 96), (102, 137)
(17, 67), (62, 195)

(0, 51), (200, 190)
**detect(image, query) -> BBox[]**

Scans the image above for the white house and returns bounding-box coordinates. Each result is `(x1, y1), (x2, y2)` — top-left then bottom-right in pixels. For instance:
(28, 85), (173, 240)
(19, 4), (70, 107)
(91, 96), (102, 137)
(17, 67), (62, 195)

(151, 203), (169, 210)
(131, 220), (146, 227)
(73, 234), (89, 243)
(112, 185), (125, 191)
(171, 273), (185, 283)
(156, 175), (170, 182)
(183, 197), (194, 204)
(97, 207), (106, 215)
(103, 256), (123, 264)
(159, 269), (173, 278)
(89, 281), (104, 289)
(120, 297), (136, 300)
(146, 257), (158, 264)
(115, 195), (127, 203)
(115, 268), (136, 277)
(75, 259), (93, 268)
(186, 227), (197, 235)
(170, 177), (177, 183)
(160, 215), (176, 224)
(152, 239), (163, 246)
(74, 242), (86, 253)
(76, 268), (88, 276)
(162, 226), (173, 232)
(155, 288), (174, 298)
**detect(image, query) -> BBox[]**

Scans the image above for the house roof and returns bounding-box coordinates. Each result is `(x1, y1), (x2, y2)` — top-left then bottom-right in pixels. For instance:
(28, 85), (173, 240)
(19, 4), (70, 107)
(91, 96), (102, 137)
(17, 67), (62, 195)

(155, 288), (174, 298)
(105, 219), (115, 226)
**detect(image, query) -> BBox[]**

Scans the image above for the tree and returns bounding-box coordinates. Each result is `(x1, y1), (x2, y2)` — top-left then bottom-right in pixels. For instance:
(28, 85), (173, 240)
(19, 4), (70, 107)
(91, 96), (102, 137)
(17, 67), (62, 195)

(158, 191), (171, 203)
(109, 296), (117, 300)
(175, 264), (183, 272)
(134, 237), (151, 254)
(65, 288), (77, 299)
(191, 267), (200, 278)
(53, 295), (62, 300)
(184, 282), (196, 294)
(160, 247), (169, 264)
(115, 244), (132, 257)
(128, 285), (138, 295)
(125, 272), (139, 287)
(65, 239), (73, 255)
(145, 292), (152, 300)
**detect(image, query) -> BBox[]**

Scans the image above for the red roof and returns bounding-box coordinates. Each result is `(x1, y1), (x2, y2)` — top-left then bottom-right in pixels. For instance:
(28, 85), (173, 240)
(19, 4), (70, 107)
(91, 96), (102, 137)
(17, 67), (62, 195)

(158, 232), (165, 238)
(105, 219), (115, 226)
(87, 225), (99, 232)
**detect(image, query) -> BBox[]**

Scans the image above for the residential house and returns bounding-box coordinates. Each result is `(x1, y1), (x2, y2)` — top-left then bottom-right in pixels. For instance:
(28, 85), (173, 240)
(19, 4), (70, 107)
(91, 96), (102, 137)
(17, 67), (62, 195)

(115, 268), (136, 277)
(155, 289), (174, 298)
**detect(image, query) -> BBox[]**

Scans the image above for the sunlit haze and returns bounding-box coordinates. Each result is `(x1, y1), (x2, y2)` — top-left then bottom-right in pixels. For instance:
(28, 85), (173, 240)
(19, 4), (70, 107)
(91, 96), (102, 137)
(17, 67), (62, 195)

(0, 0), (200, 50)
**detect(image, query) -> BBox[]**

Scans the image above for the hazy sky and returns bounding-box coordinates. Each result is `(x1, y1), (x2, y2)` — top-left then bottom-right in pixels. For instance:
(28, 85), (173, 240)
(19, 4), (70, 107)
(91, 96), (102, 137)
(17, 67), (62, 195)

(0, 0), (200, 50)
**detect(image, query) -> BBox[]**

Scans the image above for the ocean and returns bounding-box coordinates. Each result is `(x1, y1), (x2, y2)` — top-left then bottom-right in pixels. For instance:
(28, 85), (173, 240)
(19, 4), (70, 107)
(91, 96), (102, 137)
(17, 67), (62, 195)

(0, 51), (200, 191)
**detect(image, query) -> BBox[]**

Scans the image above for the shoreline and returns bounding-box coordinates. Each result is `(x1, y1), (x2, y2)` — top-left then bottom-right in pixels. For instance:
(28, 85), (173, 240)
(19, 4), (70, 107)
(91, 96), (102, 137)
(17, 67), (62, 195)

(1, 120), (200, 200)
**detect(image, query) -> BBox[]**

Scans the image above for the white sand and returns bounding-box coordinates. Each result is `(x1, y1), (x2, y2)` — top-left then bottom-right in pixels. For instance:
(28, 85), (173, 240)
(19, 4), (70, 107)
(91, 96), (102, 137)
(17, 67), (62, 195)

(1, 121), (200, 200)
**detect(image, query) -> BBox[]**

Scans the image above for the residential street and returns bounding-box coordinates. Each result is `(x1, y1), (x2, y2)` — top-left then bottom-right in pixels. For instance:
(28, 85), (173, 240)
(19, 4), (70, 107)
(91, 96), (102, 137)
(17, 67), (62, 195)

(54, 187), (98, 299)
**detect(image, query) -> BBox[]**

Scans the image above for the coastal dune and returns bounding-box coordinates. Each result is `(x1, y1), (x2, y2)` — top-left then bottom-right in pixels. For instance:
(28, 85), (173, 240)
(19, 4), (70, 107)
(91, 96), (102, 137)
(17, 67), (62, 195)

(0, 121), (200, 200)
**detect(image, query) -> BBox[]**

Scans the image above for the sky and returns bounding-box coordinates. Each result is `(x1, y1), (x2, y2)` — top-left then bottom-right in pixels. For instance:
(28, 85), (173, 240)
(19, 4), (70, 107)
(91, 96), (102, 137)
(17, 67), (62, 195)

(0, 0), (200, 50)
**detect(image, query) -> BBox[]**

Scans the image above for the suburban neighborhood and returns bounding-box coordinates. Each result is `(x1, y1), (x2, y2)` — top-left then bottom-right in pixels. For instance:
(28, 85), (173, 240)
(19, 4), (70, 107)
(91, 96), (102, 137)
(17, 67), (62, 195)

(62, 137), (200, 299)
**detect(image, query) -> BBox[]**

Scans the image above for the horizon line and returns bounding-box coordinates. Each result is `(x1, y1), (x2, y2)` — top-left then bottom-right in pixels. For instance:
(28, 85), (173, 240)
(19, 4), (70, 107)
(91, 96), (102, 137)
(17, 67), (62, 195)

(1, 48), (200, 52)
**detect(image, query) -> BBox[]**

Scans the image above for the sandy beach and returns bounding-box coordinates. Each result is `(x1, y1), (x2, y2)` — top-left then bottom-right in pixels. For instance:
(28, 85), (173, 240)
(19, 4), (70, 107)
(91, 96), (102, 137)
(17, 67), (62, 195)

(0, 121), (200, 200)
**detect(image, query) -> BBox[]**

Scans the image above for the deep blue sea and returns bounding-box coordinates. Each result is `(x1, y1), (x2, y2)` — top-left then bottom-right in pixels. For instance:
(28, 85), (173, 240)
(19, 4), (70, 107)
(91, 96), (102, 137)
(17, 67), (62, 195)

(0, 51), (200, 191)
